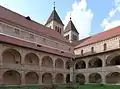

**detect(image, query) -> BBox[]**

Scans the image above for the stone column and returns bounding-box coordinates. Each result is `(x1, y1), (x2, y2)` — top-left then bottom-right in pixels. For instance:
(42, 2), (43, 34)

(53, 57), (56, 69)
(70, 67), (73, 82)
(63, 74), (66, 83)
(21, 71), (25, 85)
(52, 73), (55, 84)
(85, 73), (89, 84)
(102, 56), (106, 67)
(101, 72), (106, 84)
(21, 50), (25, 65)
(0, 47), (3, 66)
(0, 71), (3, 85)
(63, 60), (66, 69)
(85, 60), (89, 69)
(39, 72), (42, 84)
(39, 55), (42, 68)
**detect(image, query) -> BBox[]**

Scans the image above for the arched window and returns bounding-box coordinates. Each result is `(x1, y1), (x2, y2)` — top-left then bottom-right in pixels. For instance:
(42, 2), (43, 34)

(59, 28), (61, 34)
(57, 27), (59, 32)
(91, 47), (94, 53)
(104, 43), (107, 51)
(55, 26), (57, 31)
(81, 50), (83, 55)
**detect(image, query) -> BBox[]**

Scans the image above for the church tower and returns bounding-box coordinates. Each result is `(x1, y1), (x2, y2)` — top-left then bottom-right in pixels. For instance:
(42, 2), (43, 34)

(45, 2), (64, 35)
(64, 18), (79, 43)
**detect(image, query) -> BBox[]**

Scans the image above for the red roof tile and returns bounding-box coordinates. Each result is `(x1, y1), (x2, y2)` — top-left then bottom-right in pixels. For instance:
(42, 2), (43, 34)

(0, 5), (69, 44)
(75, 26), (120, 49)
(0, 34), (74, 58)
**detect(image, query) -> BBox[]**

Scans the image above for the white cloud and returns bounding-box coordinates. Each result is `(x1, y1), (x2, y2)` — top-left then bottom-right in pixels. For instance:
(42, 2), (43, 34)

(101, 0), (120, 30)
(63, 0), (93, 39)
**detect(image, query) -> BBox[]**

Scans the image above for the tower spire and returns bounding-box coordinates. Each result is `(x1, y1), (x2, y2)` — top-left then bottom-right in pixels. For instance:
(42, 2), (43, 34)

(70, 11), (72, 20)
(53, 1), (55, 10)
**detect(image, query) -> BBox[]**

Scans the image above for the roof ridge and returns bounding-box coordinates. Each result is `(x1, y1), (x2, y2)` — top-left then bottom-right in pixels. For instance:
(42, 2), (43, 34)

(0, 5), (70, 45)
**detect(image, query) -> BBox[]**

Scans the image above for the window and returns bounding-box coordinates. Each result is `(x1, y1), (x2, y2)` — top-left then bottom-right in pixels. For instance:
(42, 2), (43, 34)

(81, 50), (83, 55)
(103, 43), (107, 51)
(65, 35), (69, 40)
(57, 27), (59, 32)
(59, 28), (61, 34)
(72, 34), (78, 41)
(30, 33), (34, 39)
(55, 26), (57, 31)
(69, 48), (71, 51)
(91, 47), (94, 53)
(14, 28), (20, 35)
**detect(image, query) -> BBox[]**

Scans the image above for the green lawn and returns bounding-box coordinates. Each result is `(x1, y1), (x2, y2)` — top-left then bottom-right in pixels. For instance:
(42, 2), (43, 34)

(77, 84), (120, 89)
(0, 84), (120, 89)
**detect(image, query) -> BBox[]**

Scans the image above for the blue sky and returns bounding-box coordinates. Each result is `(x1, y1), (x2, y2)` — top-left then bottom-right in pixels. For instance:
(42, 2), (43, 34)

(0, 0), (120, 39)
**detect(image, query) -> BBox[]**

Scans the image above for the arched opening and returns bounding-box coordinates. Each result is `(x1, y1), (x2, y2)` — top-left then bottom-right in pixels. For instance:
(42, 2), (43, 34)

(55, 73), (64, 83)
(25, 53), (39, 65)
(25, 72), (39, 84)
(66, 74), (70, 83)
(42, 73), (52, 84)
(106, 72), (120, 84)
(89, 73), (102, 83)
(88, 57), (102, 68)
(55, 58), (64, 68)
(75, 73), (85, 83)
(106, 54), (120, 66)
(66, 60), (71, 69)
(2, 49), (21, 64)
(42, 56), (53, 68)
(3, 70), (21, 85)
(75, 60), (86, 69)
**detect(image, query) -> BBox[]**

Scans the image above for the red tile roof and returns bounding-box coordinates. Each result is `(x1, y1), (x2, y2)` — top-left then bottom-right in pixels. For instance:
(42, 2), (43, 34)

(75, 26), (120, 49)
(0, 5), (70, 44)
(0, 34), (74, 58)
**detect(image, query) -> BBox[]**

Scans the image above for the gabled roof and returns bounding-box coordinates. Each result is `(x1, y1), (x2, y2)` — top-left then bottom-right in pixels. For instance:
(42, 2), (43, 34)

(64, 19), (79, 34)
(0, 5), (70, 45)
(45, 9), (64, 26)
(75, 26), (120, 49)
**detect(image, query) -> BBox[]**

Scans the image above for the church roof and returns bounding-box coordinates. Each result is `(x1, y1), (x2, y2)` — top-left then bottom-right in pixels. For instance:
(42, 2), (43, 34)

(75, 26), (120, 49)
(0, 34), (74, 58)
(45, 9), (64, 26)
(64, 19), (79, 34)
(0, 5), (70, 45)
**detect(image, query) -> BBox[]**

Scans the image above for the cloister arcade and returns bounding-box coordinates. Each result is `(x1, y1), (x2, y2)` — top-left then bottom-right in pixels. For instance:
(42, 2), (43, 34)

(75, 53), (120, 84)
(1, 47), (120, 85)
(0, 47), (72, 85)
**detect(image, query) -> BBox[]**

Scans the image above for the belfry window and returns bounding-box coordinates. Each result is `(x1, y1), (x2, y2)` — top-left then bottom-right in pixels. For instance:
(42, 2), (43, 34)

(55, 26), (57, 31)
(65, 35), (69, 40)
(59, 28), (61, 34)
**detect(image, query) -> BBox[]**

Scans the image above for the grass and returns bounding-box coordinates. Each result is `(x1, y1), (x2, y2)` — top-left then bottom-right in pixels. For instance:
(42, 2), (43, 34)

(0, 84), (120, 89)
(77, 84), (120, 89)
